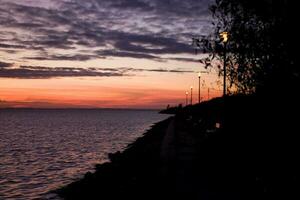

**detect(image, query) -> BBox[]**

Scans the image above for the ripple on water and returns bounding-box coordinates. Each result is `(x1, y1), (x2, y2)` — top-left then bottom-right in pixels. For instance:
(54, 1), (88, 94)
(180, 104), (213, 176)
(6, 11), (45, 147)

(0, 109), (169, 200)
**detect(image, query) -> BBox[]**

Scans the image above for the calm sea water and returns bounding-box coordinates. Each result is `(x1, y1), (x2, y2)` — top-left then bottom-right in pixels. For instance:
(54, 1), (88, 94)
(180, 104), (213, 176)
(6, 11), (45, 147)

(0, 109), (168, 200)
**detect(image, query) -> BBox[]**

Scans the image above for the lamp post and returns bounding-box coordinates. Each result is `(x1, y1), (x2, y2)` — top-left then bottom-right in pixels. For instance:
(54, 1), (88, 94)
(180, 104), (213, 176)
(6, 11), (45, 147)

(207, 87), (210, 100)
(185, 91), (188, 106)
(198, 72), (201, 103)
(190, 86), (193, 105)
(220, 31), (229, 96)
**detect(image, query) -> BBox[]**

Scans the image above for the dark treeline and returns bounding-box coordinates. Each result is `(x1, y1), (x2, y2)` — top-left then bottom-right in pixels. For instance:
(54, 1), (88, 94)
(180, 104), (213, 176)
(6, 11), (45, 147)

(201, 0), (298, 97)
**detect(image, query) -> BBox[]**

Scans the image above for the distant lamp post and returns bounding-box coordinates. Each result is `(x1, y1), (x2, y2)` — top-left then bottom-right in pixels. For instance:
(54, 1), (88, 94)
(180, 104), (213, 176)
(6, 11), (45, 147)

(207, 87), (210, 100)
(190, 86), (193, 105)
(185, 91), (188, 106)
(219, 31), (229, 96)
(198, 72), (201, 103)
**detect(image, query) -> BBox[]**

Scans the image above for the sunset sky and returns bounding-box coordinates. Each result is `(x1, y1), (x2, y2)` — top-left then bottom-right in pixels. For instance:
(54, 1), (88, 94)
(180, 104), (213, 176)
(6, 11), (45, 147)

(0, 0), (222, 109)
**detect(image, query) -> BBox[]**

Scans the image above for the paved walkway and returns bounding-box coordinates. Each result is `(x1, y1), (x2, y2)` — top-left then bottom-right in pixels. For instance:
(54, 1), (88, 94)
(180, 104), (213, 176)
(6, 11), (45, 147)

(160, 115), (218, 199)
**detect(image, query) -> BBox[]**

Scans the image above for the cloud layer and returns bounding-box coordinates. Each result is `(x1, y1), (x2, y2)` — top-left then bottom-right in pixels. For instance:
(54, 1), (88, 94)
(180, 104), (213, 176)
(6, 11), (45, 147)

(0, 63), (194, 78)
(0, 0), (213, 61)
(0, 61), (13, 68)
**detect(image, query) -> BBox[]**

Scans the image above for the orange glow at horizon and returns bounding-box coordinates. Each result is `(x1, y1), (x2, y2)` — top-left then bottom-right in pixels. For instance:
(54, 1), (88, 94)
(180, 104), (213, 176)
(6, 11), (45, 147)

(0, 57), (222, 109)
(0, 76), (221, 109)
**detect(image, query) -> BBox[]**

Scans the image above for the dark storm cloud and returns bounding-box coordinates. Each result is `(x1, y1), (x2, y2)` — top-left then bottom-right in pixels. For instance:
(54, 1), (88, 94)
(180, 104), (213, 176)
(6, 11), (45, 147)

(0, 64), (194, 79)
(0, 65), (124, 79)
(0, 43), (26, 49)
(0, 61), (13, 68)
(0, 0), (212, 60)
(24, 54), (104, 61)
(26, 34), (75, 50)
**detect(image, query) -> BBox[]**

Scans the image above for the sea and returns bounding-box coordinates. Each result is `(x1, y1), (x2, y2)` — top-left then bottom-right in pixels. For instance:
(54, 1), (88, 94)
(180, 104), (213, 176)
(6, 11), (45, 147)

(0, 109), (169, 200)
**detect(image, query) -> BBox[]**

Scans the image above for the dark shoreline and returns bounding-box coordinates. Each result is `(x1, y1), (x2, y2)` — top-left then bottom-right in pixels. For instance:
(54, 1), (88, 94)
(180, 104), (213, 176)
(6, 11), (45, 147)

(56, 95), (299, 200)
(55, 117), (174, 200)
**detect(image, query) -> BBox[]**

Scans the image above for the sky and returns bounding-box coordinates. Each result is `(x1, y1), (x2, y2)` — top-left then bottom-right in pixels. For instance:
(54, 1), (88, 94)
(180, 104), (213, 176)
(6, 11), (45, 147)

(0, 0), (221, 109)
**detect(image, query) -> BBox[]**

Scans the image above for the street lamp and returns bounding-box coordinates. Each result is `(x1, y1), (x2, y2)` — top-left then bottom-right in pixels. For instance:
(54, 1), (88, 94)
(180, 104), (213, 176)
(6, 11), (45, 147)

(198, 72), (201, 103)
(207, 87), (210, 100)
(185, 91), (188, 106)
(220, 31), (229, 96)
(190, 86), (193, 105)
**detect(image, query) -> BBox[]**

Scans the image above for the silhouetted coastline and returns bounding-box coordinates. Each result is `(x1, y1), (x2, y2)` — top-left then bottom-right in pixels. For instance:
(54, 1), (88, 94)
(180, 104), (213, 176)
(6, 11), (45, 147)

(56, 117), (173, 200)
(56, 95), (299, 200)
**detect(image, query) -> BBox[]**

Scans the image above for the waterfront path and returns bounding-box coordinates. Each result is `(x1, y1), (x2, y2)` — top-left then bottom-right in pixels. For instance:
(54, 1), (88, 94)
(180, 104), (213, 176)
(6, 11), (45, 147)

(160, 114), (218, 199)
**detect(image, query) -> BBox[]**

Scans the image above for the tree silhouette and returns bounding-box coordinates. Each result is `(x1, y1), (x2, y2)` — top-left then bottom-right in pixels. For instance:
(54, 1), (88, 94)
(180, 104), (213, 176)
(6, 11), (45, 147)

(201, 0), (298, 96)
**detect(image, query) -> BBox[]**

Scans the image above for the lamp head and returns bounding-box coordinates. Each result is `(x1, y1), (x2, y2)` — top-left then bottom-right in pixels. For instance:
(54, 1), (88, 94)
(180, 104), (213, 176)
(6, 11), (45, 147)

(220, 31), (229, 43)
(198, 72), (201, 78)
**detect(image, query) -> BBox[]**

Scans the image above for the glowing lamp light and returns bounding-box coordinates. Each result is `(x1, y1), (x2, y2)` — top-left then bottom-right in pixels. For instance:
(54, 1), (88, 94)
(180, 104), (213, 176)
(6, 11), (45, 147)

(220, 31), (229, 43)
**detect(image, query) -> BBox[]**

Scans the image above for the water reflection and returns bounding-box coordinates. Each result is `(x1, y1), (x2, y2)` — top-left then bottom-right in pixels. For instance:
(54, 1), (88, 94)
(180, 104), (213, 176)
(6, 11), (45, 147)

(0, 109), (168, 200)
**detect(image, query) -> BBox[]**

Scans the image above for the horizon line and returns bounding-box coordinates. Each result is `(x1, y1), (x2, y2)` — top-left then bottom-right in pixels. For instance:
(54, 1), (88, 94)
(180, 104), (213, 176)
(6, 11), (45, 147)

(0, 107), (162, 111)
